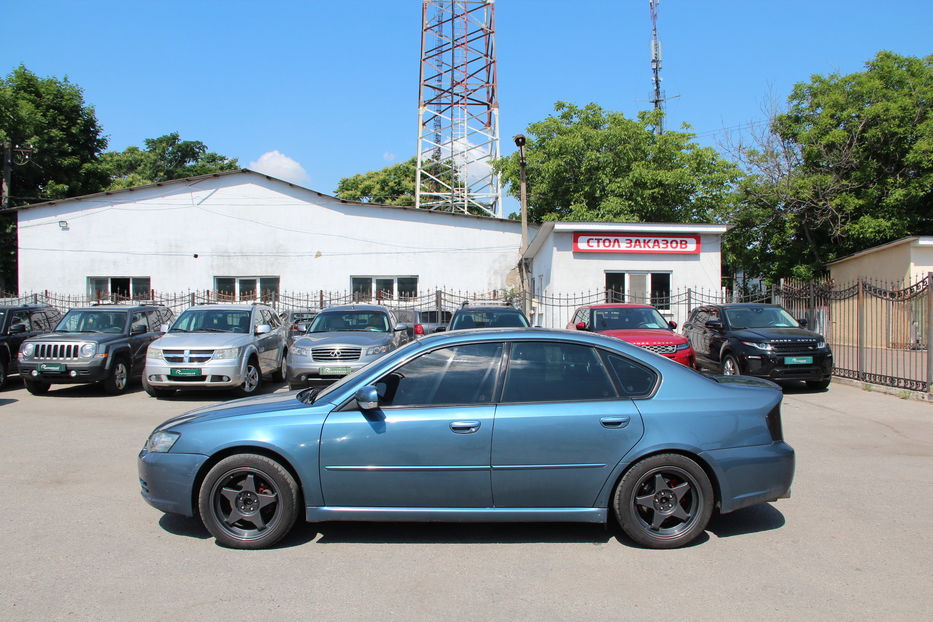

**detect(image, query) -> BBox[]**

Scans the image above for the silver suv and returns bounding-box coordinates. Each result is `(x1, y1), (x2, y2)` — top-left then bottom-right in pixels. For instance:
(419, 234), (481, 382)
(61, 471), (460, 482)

(286, 304), (408, 390)
(143, 303), (287, 397)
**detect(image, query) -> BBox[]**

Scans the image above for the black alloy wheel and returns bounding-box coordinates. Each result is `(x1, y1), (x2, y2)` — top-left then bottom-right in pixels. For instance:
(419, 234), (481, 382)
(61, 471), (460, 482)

(615, 454), (714, 549)
(198, 454), (299, 549)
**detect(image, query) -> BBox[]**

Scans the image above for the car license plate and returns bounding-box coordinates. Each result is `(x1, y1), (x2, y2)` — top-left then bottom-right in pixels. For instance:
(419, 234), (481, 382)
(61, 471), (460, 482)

(38, 363), (65, 372)
(170, 368), (201, 377)
(320, 366), (352, 376)
(784, 356), (813, 365)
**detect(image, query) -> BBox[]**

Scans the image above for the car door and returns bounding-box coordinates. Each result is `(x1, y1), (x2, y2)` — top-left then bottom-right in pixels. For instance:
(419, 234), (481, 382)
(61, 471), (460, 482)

(254, 308), (278, 372)
(684, 308), (710, 368)
(128, 311), (152, 375)
(320, 342), (503, 508)
(5, 310), (37, 372)
(490, 340), (646, 508)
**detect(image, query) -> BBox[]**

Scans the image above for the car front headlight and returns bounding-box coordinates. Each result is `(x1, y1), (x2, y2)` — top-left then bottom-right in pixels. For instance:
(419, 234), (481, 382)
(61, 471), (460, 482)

(20, 342), (35, 358)
(146, 430), (180, 453)
(212, 347), (241, 360)
(675, 342), (692, 351)
(816, 340), (826, 349)
(147, 347), (164, 360)
(292, 345), (312, 358)
(80, 343), (97, 358)
(364, 344), (389, 356)
(742, 341), (773, 351)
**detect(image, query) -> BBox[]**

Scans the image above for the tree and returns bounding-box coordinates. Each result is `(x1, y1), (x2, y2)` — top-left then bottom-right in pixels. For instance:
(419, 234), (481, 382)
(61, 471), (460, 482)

(724, 51), (933, 280)
(0, 66), (110, 290)
(101, 132), (238, 189)
(335, 157), (419, 206)
(493, 102), (742, 224)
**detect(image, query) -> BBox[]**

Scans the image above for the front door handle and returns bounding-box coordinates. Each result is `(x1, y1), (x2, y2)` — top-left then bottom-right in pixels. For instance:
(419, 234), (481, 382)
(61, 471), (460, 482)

(449, 420), (481, 434)
(600, 416), (631, 429)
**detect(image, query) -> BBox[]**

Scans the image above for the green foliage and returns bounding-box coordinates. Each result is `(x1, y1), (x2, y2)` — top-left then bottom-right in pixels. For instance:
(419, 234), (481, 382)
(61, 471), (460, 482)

(0, 65), (109, 290)
(335, 157), (418, 206)
(101, 132), (238, 189)
(725, 51), (933, 280)
(493, 102), (743, 224)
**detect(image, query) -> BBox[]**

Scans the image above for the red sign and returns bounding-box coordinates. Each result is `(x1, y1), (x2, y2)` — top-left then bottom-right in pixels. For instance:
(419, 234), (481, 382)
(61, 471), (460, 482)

(573, 233), (701, 254)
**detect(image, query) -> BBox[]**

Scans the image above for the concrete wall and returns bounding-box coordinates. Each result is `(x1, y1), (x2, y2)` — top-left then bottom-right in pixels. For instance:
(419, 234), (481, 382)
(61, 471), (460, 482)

(18, 174), (525, 296)
(829, 242), (913, 285)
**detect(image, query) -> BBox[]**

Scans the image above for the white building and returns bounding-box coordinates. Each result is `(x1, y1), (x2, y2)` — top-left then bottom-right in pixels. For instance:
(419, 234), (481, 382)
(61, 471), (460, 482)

(14, 169), (727, 326)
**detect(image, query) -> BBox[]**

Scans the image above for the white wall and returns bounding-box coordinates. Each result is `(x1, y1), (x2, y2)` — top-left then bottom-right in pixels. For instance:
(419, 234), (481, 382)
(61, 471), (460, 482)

(18, 173), (525, 296)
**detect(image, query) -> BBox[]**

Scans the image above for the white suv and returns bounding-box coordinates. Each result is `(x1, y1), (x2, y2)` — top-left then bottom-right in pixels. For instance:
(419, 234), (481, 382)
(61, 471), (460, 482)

(143, 303), (287, 397)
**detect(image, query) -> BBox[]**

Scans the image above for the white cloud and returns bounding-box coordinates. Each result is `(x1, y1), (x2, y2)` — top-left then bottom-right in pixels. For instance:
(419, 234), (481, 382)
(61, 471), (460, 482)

(383, 152), (396, 162)
(248, 151), (310, 185)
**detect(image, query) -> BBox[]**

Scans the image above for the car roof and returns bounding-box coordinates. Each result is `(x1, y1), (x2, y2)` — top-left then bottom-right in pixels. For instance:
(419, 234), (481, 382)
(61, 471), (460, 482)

(187, 304), (260, 311)
(717, 303), (782, 309)
(0, 304), (53, 311)
(320, 304), (390, 313)
(415, 327), (650, 353)
(455, 305), (524, 313)
(75, 304), (161, 311)
(582, 304), (657, 310)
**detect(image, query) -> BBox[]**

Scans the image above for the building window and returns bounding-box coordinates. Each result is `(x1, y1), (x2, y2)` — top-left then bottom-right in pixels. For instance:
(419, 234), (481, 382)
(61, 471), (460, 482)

(605, 272), (672, 310)
(87, 277), (151, 300)
(214, 276), (280, 302)
(351, 276), (419, 302)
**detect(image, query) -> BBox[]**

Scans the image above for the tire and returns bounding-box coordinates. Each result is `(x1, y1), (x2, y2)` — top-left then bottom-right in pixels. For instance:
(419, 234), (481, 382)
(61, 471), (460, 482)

(235, 357), (261, 397)
(198, 453), (299, 550)
(0, 359), (7, 390)
(614, 453), (714, 549)
(806, 378), (831, 390)
(103, 357), (130, 395)
(142, 376), (176, 398)
(720, 353), (740, 376)
(24, 379), (50, 395)
(271, 349), (287, 382)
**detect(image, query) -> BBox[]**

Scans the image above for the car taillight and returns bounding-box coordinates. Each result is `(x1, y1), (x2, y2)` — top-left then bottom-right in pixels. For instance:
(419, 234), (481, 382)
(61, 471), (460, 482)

(291, 324), (299, 331)
(415, 324), (424, 335)
(766, 404), (784, 442)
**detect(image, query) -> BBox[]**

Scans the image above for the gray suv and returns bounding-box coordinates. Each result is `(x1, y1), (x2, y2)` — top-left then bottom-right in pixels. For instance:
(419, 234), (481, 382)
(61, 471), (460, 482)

(286, 304), (408, 390)
(143, 303), (287, 398)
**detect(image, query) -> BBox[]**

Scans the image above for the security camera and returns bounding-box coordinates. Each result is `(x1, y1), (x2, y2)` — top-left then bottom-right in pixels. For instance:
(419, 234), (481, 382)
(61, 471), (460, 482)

(513, 134), (526, 147)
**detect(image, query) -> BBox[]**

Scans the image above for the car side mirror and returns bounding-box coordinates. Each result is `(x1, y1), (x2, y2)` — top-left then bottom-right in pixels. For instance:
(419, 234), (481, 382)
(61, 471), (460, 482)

(434, 326), (446, 333)
(8, 323), (27, 334)
(797, 318), (808, 327)
(668, 320), (678, 330)
(131, 324), (147, 335)
(356, 385), (379, 410)
(295, 323), (309, 334)
(394, 323), (408, 332)
(705, 320), (722, 329)
(256, 324), (272, 335)
(575, 321), (587, 331)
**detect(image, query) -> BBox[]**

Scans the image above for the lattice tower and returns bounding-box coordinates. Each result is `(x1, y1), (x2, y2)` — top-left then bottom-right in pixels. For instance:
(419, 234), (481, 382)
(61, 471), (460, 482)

(415, 0), (501, 216)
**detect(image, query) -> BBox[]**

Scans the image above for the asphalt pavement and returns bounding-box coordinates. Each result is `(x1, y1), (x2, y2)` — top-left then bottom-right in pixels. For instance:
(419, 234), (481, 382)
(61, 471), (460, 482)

(1, 378), (930, 621)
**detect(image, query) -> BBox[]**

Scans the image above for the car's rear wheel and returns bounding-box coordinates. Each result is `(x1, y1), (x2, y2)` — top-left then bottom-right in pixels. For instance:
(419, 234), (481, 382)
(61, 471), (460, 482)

(720, 353), (740, 376)
(235, 357), (261, 397)
(271, 349), (287, 382)
(614, 454), (714, 549)
(103, 358), (130, 394)
(0, 359), (8, 389)
(24, 378), (50, 395)
(198, 453), (299, 549)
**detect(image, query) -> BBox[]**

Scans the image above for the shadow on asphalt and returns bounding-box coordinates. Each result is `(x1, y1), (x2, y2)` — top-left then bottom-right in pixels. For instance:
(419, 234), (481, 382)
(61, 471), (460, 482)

(707, 503), (786, 538)
(146, 382), (289, 403)
(0, 398), (17, 407)
(779, 381), (830, 395)
(159, 514), (211, 540)
(23, 382), (147, 398)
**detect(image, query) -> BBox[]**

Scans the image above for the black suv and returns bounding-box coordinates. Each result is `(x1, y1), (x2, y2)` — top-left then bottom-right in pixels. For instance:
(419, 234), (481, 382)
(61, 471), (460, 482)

(682, 303), (833, 389)
(17, 304), (174, 395)
(0, 304), (63, 389)
(442, 304), (530, 331)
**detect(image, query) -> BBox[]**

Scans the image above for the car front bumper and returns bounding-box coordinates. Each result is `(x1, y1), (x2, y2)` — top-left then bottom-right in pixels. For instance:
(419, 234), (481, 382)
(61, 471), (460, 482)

(138, 449), (208, 517)
(286, 355), (380, 387)
(144, 358), (246, 389)
(739, 351), (833, 382)
(18, 358), (110, 384)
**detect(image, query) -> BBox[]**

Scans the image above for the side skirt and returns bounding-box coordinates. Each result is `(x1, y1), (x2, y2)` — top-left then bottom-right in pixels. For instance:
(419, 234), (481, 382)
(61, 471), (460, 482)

(306, 506), (607, 524)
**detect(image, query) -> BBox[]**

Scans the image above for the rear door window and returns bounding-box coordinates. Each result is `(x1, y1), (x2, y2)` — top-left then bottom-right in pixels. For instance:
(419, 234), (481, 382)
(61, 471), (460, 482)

(501, 341), (617, 403)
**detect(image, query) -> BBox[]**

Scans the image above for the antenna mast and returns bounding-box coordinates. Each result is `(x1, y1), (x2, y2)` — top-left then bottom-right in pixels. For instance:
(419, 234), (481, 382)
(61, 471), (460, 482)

(649, 0), (665, 135)
(415, 0), (502, 217)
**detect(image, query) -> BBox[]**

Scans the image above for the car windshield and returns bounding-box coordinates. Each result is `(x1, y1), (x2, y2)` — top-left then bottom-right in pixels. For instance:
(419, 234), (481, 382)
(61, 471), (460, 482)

(55, 310), (127, 333)
(308, 311), (390, 332)
(449, 310), (529, 330)
(725, 307), (799, 329)
(171, 309), (252, 333)
(592, 308), (669, 330)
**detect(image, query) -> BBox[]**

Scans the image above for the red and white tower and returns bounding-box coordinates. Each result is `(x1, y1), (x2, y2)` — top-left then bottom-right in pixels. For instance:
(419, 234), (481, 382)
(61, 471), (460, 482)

(415, 0), (502, 217)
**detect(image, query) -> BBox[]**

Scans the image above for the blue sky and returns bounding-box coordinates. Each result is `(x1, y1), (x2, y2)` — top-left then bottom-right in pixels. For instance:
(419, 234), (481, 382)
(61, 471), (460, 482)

(3, 0), (931, 214)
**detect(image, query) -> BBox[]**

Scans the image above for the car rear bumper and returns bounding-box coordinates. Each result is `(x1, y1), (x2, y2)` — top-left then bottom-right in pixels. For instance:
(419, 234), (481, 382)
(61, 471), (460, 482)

(702, 441), (795, 514)
(137, 449), (208, 517)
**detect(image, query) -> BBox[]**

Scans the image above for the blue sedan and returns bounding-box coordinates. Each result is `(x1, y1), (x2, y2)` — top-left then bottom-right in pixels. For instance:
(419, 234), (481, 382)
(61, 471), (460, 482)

(139, 328), (794, 549)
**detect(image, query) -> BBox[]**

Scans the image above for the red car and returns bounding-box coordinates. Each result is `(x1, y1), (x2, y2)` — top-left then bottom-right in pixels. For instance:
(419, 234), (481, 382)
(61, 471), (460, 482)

(567, 303), (696, 367)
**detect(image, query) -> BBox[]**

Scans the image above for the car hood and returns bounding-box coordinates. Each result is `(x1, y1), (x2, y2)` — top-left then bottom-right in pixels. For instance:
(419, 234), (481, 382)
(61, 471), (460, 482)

(295, 331), (392, 347)
(598, 328), (686, 345)
(156, 391), (305, 430)
(730, 327), (821, 341)
(26, 331), (126, 344)
(152, 332), (253, 349)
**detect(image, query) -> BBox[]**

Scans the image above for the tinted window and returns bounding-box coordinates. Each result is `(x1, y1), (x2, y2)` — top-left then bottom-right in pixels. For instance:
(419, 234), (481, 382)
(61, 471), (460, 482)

(375, 342), (503, 407)
(604, 353), (658, 397)
(56, 310), (127, 333)
(501, 342), (616, 403)
(309, 311), (390, 332)
(450, 309), (529, 330)
(171, 309), (251, 333)
(131, 311), (149, 332)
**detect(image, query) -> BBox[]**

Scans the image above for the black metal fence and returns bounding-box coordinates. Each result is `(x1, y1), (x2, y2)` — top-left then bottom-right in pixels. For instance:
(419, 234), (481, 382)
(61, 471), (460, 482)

(4, 275), (931, 394)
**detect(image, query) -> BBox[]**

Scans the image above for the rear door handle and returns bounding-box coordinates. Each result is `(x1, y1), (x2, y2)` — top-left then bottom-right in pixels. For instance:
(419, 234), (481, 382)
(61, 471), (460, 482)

(450, 420), (481, 434)
(600, 416), (631, 429)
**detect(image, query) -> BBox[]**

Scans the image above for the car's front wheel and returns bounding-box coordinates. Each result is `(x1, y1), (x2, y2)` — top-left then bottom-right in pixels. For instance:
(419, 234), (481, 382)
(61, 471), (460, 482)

(103, 357), (130, 394)
(24, 378), (50, 395)
(235, 357), (261, 397)
(142, 376), (176, 398)
(271, 349), (287, 382)
(198, 453), (299, 549)
(720, 353), (740, 376)
(614, 453), (714, 549)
